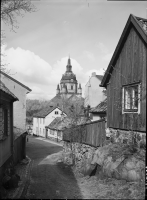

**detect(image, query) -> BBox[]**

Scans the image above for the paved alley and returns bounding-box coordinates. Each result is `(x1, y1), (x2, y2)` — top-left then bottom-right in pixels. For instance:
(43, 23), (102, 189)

(22, 136), (82, 199)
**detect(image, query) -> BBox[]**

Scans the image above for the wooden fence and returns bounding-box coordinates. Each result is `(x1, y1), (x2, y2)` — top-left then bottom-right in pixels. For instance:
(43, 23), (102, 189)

(63, 119), (106, 147)
(13, 133), (26, 165)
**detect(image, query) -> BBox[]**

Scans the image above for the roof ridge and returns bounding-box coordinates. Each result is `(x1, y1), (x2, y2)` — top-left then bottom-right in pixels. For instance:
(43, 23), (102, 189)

(0, 71), (32, 92)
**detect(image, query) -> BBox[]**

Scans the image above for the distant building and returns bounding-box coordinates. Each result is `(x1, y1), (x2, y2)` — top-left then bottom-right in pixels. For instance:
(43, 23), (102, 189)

(90, 98), (107, 121)
(56, 57), (82, 98)
(45, 117), (71, 142)
(84, 72), (105, 108)
(32, 57), (84, 137)
(33, 106), (67, 137)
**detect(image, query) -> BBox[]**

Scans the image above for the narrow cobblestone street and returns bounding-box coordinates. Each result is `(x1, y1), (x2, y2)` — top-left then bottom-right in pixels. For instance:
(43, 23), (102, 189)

(23, 136), (82, 199)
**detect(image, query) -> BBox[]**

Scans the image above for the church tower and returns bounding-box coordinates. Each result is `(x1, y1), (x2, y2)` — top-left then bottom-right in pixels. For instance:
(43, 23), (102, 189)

(56, 57), (82, 98)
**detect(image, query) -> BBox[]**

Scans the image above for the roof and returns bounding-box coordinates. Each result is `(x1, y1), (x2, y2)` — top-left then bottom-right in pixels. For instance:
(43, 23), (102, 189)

(136, 16), (147, 34)
(34, 106), (65, 118)
(0, 71), (32, 92)
(96, 75), (103, 81)
(100, 14), (147, 87)
(90, 98), (107, 113)
(0, 80), (18, 101)
(47, 117), (72, 130)
(68, 94), (84, 102)
(61, 73), (77, 82)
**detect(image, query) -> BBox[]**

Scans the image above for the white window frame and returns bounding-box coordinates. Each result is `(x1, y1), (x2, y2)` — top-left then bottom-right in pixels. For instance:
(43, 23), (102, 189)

(122, 83), (141, 114)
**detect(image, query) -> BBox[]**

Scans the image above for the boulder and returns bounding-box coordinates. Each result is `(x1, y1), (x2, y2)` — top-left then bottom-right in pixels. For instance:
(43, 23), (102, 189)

(81, 159), (97, 176)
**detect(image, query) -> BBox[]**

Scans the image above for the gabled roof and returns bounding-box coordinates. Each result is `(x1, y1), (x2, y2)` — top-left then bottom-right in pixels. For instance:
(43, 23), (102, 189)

(96, 75), (103, 81)
(34, 106), (66, 118)
(0, 71), (32, 92)
(0, 80), (18, 101)
(90, 98), (107, 113)
(100, 14), (147, 88)
(47, 117), (72, 131)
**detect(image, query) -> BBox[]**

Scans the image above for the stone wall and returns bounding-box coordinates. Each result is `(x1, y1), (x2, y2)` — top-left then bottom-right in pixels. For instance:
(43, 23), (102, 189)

(63, 142), (97, 176)
(63, 141), (145, 182)
(106, 128), (146, 148)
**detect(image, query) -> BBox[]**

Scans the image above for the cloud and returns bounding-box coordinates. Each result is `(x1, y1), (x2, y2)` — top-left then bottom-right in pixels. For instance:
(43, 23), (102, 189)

(97, 42), (109, 54)
(82, 51), (95, 62)
(4, 47), (52, 85)
(3, 47), (85, 100)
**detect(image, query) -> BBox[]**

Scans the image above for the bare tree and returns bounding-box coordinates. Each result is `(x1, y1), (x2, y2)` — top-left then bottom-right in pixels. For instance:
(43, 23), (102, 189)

(61, 96), (86, 127)
(1, 0), (36, 73)
(1, 0), (36, 30)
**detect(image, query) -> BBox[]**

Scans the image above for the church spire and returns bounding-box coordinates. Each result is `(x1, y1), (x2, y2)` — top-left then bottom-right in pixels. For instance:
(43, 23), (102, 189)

(66, 56), (72, 72)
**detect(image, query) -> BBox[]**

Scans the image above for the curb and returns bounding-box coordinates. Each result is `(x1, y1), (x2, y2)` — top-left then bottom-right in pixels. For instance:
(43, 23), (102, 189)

(36, 137), (63, 147)
(11, 156), (32, 199)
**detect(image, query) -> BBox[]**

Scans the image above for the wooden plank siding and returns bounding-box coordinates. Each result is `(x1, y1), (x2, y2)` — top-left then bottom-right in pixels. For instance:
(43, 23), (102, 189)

(63, 119), (106, 147)
(107, 27), (146, 132)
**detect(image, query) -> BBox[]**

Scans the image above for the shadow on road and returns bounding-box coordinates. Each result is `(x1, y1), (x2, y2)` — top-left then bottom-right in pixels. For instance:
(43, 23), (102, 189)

(25, 136), (83, 199)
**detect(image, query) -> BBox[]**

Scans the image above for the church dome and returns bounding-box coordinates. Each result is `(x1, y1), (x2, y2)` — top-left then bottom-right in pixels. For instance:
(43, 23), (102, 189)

(60, 57), (77, 83)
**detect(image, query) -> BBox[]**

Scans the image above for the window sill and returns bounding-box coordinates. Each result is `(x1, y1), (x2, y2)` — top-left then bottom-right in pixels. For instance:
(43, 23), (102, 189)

(122, 111), (140, 114)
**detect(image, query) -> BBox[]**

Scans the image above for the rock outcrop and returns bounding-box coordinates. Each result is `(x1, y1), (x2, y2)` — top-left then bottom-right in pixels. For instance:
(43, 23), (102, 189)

(63, 141), (145, 182)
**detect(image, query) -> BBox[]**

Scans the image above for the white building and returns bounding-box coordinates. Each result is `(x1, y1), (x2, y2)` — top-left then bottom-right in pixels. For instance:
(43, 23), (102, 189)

(33, 106), (66, 137)
(0, 71), (31, 131)
(84, 72), (105, 108)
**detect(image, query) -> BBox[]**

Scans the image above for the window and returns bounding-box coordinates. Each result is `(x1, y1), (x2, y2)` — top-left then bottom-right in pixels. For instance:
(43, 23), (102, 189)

(122, 83), (141, 113)
(55, 111), (59, 115)
(43, 118), (45, 124)
(0, 107), (8, 140)
(71, 85), (73, 90)
(40, 128), (41, 134)
(40, 118), (41, 123)
(37, 118), (39, 123)
(50, 130), (54, 135)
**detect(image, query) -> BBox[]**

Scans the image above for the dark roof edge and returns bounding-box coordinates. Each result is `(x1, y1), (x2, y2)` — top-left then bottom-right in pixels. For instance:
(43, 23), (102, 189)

(100, 14), (147, 88)
(0, 71), (32, 92)
(34, 106), (67, 118)
(0, 81), (19, 101)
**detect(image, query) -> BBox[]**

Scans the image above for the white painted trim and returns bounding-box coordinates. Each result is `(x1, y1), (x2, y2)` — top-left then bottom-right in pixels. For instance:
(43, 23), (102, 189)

(122, 83), (141, 114)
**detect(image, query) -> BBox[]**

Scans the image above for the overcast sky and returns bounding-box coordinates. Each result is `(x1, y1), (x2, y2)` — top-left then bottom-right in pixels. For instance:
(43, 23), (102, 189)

(2, 0), (147, 100)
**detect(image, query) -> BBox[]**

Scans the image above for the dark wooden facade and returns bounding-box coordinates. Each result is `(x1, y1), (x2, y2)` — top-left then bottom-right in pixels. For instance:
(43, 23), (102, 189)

(100, 15), (146, 132)
(0, 81), (18, 180)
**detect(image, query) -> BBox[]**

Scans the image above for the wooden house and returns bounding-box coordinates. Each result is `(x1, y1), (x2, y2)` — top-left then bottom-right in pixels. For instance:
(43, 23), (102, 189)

(0, 81), (18, 180)
(45, 117), (71, 142)
(100, 14), (146, 145)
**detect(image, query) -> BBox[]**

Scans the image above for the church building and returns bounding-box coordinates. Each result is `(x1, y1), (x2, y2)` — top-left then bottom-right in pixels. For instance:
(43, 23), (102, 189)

(56, 57), (82, 98)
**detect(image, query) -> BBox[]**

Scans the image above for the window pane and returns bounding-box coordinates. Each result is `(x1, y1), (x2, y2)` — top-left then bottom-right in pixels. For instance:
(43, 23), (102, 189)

(123, 84), (139, 111)
(125, 89), (131, 109)
(132, 86), (138, 109)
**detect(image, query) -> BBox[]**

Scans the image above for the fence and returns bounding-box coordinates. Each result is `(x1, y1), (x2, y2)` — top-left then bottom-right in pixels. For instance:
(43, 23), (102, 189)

(63, 119), (106, 147)
(13, 133), (26, 165)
